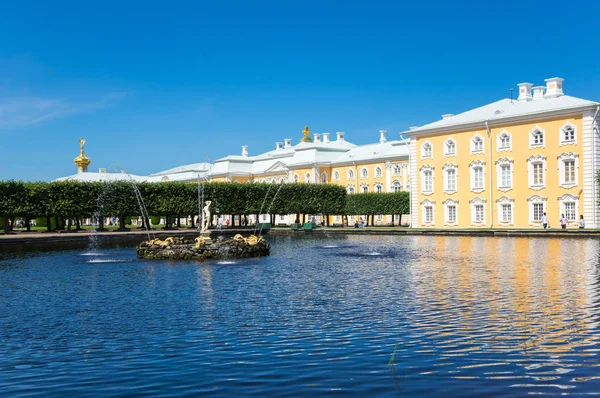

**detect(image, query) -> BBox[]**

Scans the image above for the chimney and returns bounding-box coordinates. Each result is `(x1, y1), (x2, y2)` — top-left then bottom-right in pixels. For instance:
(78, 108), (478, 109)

(379, 130), (387, 143)
(441, 114), (454, 119)
(314, 134), (321, 143)
(517, 83), (533, 102)
(284, 138), (292, 148)
(532, 86), (545, 100)
(336, 132), (345, 142)
(276, 142), (283, 150)
(544, 77), (564, 98)
(241, 146), (248, 157)
(322, 132), (330, 143)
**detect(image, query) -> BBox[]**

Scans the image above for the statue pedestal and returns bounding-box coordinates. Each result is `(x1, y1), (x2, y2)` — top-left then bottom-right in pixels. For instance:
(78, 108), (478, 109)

(200, 231), (212, 244)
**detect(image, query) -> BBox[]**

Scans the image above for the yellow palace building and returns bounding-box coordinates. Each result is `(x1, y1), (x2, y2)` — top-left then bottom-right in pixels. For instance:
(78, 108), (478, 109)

(406, 77), (600, 228)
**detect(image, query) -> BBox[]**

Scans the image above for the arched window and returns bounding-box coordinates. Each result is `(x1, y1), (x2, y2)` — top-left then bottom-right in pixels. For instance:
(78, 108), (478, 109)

(293, 174), (299, 183)
(321, 172), (328, 184)
(445, 139), (456, 156)
(471, 135), (483, 153)
(375, 166), (382, 178)
(333, 171), (340, 181)
(530, 126), (545, 148)
(422, 142), (432, 158)
(561, 122), (576, 145)
(347, 184), (355, 194)
(498, 131), (512, 151)
(305, 173), (311, 183)
(374, 183), (383, 193)
(347, 169), (354, 180)
(361, 168), (368, 179)
(392, 180), (402, 192)
(393, 164), (401, 176)
(361, 184), (369, 193)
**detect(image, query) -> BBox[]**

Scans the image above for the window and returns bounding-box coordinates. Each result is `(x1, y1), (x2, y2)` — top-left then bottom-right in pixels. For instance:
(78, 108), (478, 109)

(375, 183), (383, 193)
(558, 153), (579, 187)
(321, 172), (328, 184)
(564, 160), (575, 183)
(361, 184), (369, 193)
(533, 203), (544, 222)
(443, 199), (458, 224)
(501, 204), (512, 223)
(446, 169), (456, 191)
(533, 163), (543, 185)
(361, 168), (368, 179)
(447, 206), (456, 223)
(422, 143), (432, 158)
(475, 204), (484, 222)
(305, 173), (311, 183)
(472, 135), (483, 153)
(393, 164), (401, 176)
(564, 202), (576, 221)
(473, 167), (483, 189)
(347, 169), (354, 180)
(392, 180), (402, 192)
(425, 206), (433, 223)
(445, 139), (456, 156)
(294, 174), (299, 183)
(529, 126), (545, 148)
(498, 131), (511, 151)
(501, 165), (511, 188)
(375, 166), (382, 178)
(333, 171), (340, 181)
(423, 170), (433, 193)
(560, 122), (577, 145)
(347, 185), (355, 194)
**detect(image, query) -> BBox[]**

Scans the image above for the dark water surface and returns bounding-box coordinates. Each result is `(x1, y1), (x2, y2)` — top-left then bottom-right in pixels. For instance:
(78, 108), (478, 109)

(1, 235), (600, 397)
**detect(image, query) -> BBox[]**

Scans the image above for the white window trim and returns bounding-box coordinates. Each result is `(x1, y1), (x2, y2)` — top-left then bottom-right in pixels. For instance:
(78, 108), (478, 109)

(347, 169), (354, 180)
(305, 173), (311, 183)
(320, 172), (328, 184)
(527, 155), (547, 190)
(497, 130), (512, 152)
(444, 138), (457, 157)
(469, 160), (486, 194)
(293, 174), (299, 183)
(392, 164), (402, 176)
(421, 199), (435, 225)
(360, 167), (369, 180)
(420, 165), (435, 195)
(360, 183), (369, 193)
(443, 198), (459, 226)
(558, 194), (579, 224)
(333, 171), (340, 181)
(442, 163), (458, 194)
(496, 196), (515, 226)
(421, 141), (433, 159)
(347, 184), (355, 194)
(470, 133), (484, 155)
(375, 166), (383, 179)
(469, 197), (486, 225)
(495, 158), (514, 192)
(374, 182), (383, 193)
(391, 180), (402, 192)
(559, 121), (577, 146)
(558, 152), (579, 188)
(529, 125), (546, 149)
(527, 195), (547, 226)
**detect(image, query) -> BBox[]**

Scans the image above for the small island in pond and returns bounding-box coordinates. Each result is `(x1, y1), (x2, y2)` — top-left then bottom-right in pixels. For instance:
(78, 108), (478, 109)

(136, 234), (269, 261)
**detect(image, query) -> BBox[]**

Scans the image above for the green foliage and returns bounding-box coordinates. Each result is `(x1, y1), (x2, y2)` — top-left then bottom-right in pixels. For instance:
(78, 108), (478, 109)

(346, 192), (410, 216)
(150, 215), (162, 225)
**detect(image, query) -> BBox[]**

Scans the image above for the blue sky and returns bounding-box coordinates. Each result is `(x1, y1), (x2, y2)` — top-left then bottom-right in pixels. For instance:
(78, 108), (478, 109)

(1, 0), (599, 181)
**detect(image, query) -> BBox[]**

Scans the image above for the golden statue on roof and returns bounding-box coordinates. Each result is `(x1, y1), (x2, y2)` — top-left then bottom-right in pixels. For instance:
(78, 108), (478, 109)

(301, 126), (313, 143)
(74, 137), (91, 173)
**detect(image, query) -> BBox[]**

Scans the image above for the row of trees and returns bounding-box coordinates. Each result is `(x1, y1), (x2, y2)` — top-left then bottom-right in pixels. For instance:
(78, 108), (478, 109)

(0, 180), (410, 232)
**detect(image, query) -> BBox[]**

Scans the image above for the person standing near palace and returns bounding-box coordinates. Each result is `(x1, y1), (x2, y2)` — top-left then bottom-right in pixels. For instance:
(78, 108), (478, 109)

(560, 214), (568, 229)
(579, 215), (585, 229)
(541, 213), (549, 229)
(217, 216), (223, 232)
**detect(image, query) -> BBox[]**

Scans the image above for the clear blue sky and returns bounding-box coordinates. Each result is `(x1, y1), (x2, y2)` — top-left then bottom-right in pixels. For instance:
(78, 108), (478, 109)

(1, 0), (599, 181)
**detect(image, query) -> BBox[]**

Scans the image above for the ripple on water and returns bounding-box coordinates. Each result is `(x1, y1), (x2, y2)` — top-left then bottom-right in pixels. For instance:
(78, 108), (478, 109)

(0, 235), (599, 397)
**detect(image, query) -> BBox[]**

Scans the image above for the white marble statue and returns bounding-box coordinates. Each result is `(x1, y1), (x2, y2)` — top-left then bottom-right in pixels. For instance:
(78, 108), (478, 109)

(201, 200), (212, 232)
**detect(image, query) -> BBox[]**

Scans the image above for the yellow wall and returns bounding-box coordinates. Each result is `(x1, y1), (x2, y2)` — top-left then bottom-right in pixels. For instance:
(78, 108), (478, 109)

(414, 114), (584, 228)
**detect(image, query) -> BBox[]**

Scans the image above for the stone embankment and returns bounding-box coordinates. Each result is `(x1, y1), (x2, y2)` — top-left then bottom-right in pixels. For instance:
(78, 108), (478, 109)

(136, 235), (269, 261)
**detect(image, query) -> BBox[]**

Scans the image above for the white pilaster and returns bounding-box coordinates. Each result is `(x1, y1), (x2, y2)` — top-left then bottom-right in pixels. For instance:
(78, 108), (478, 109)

(385, 161), (391, 192)
(582, 110), (600, 228)
(409, 139), (419, 227)
(402, 164), (408, 190)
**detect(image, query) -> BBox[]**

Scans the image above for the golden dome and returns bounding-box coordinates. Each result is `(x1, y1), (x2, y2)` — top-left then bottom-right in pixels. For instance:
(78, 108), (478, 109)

(300, 126), (313, 143)
(74, 137), (91, 173)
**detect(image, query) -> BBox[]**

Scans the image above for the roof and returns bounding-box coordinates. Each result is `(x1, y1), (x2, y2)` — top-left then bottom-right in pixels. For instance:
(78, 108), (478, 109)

(409, 95), (599, 134)
(149, 162), (212, 176)
(54, 172), (147, 183)
(331, 140), (409, 165)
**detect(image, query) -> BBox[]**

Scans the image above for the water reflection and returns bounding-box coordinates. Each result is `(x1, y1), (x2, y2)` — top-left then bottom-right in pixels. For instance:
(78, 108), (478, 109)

(1, 235), (600, 396)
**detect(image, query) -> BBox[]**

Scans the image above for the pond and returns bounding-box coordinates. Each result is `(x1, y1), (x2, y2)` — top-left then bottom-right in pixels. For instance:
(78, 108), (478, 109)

(1, 234), (599, 397)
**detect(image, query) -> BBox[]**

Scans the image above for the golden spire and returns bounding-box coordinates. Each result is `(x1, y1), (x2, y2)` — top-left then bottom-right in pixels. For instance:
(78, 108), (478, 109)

(74, 137), (91, 173)
(301, 126), (313, 143)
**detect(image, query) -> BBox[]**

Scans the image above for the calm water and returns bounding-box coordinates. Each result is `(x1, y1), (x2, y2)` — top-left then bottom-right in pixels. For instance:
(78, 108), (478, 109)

(1, 234), (600, 397)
